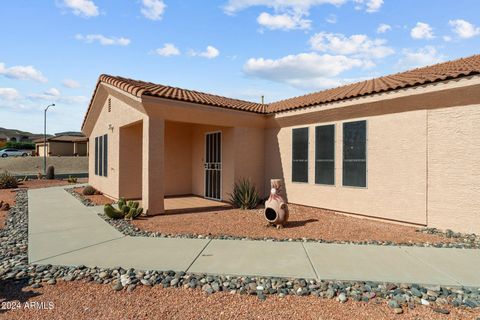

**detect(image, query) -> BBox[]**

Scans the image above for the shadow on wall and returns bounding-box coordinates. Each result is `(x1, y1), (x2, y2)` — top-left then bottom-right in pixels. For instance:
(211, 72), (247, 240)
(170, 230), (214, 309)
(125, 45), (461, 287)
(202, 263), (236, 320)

(264, 128), (287, 203)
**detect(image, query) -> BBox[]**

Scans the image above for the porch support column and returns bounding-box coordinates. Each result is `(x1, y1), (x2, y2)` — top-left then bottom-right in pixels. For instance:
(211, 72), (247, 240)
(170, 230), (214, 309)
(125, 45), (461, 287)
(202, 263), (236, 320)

(142, 117), (165, 215)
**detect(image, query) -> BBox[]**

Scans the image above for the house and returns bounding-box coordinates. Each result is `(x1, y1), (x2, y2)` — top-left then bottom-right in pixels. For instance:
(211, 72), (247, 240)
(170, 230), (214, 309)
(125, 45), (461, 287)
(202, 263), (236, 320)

(82, 54), (480, 234)
(34, 133), (88, 157)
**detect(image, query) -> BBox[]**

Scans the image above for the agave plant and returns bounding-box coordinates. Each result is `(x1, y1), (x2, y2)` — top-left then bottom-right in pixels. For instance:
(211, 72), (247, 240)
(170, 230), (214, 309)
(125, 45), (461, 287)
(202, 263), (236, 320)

(229, 179), (260, 210)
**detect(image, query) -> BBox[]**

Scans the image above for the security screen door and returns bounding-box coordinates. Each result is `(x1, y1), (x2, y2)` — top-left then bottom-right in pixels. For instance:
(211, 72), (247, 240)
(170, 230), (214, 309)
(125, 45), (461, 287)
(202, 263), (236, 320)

(204, 131), (222, 200)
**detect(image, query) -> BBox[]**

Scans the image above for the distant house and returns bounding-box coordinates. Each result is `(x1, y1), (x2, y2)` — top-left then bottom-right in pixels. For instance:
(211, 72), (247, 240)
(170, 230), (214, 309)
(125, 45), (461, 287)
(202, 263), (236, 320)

(0, 134), (7, 148)
(34, 133), (88, 157)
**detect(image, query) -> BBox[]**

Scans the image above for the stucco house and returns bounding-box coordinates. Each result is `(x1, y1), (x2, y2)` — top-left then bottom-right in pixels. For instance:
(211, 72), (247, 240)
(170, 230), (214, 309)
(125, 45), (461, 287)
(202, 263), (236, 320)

(82, 54), (480, 234)
(34, 133), (88, 157)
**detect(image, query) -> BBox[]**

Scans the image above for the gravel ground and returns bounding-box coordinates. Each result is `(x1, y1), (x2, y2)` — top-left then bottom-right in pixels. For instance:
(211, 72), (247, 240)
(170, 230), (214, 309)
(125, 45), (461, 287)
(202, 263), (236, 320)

(0, 156), (88, 175)
(1, 281), (479, 320)
(70, 187), (114, 206)
(130, 204), (456, 245)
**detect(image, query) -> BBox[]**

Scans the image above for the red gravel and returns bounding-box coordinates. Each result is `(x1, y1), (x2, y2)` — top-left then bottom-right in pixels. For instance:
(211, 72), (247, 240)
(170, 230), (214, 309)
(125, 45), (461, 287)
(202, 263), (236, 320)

(131, 204), (453, 244)
(71, 187), (114, 206)
(1, 281), (478, 320)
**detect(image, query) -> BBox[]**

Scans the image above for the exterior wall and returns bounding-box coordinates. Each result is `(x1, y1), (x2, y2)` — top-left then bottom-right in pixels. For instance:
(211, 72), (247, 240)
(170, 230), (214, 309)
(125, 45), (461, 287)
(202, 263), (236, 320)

(165, 121), (193, 196)
(49, 141), (74, 156)
(88, 92), (145, 199)
(36, 143), (48, 157)
(74, 142), (88, 156)
(233, 127), (266, 197)
(119, 122), (143, 199)
(267, 110), (427, 224)
(427, 104), (480, 234)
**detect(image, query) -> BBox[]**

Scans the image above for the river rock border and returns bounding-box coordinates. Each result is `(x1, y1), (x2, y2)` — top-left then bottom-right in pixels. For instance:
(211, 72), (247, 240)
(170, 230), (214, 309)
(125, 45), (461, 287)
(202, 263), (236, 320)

(0, 190), (479, 315)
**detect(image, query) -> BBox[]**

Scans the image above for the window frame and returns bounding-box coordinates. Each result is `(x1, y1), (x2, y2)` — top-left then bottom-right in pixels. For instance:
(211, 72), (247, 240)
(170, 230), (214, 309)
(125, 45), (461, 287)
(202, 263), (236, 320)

(94, 137), (99, 176)
(103, 134), (108, 177)
(291, 127), (309, 183)
(342, 120), (367, 188)
(315, 124), (335, 186)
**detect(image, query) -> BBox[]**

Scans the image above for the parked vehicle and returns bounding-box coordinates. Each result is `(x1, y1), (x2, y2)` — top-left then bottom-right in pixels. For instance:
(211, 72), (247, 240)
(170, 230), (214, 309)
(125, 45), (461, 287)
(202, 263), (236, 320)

(0, 148), (29, 157)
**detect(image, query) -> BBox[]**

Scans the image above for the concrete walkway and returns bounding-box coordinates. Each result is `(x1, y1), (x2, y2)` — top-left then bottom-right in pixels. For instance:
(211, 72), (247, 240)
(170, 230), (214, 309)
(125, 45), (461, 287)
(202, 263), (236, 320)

(28, 186), (480, 287)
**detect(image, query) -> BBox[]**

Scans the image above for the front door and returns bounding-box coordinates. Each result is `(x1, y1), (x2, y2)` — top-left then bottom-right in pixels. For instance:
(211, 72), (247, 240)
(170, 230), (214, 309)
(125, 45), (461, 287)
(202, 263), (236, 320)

(204, 131), (222, 200)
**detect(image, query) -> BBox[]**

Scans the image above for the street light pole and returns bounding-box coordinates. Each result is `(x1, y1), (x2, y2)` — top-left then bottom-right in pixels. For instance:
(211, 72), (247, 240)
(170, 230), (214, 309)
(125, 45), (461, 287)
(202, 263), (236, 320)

(43, 103), (55, 176)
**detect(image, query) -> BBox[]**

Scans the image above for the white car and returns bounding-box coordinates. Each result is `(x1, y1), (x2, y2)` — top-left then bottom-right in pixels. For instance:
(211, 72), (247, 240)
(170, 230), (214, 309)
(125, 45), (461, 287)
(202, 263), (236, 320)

(0, 148), (29, 157)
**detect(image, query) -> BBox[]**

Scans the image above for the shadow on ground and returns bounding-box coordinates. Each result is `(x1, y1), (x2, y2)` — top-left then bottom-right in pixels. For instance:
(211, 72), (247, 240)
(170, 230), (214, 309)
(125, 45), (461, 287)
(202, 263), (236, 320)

(0, 279), (42, 314)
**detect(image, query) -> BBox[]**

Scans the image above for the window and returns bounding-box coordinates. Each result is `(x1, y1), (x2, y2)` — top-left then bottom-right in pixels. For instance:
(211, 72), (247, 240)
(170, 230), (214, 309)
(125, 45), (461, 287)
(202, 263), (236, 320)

(292, 127), (309, 183)
(94, 134), (108, 177)
(315, 125), (335, 185)
(343, 120), (366, 187)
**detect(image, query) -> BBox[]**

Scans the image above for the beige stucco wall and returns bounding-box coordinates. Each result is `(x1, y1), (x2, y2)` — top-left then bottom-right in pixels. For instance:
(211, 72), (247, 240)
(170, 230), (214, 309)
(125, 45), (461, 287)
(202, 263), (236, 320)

(266, 110), (427, 224)
(165, 121), (193, 196)
(74, 142), (88, 156)
(427, 104), (480, 234)
(119, 122), (143, 199)
(88, 87), (146, 199)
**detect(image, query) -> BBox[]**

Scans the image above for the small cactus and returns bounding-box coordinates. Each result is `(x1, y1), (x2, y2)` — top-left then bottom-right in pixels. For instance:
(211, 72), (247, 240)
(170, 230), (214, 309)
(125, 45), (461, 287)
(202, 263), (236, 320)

(104, 204), (125, 219)
(46, 166), (55, 180)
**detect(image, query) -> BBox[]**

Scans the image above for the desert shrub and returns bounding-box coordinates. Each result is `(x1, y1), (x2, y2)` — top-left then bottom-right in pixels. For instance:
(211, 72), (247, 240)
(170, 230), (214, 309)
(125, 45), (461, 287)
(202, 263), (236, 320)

(82, 185), (97, 196)
(67, 176), (78, 183)
(104, 198), (143, 220)
(46, 166), (55, 180)
(0, 171), (18, 189)
(228, 178), (260, 210)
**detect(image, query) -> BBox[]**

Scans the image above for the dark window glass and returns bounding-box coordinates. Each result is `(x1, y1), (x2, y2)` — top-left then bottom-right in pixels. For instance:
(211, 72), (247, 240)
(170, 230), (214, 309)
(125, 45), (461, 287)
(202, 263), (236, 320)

(343, 121), (367, 187)
(98, 136), (103, 177)
(315, 125), (335, 185)
(103, 134), (108, 177)
(94, 137), (98, 175)
(292, 128), (309, 183)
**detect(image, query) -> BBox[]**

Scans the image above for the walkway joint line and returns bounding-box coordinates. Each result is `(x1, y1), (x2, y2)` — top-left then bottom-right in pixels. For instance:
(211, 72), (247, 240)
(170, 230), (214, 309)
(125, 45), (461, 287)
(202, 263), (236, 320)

(30, 235), (126, 264)
(185, 239), (212, 273)
(301, 242), (319, 280)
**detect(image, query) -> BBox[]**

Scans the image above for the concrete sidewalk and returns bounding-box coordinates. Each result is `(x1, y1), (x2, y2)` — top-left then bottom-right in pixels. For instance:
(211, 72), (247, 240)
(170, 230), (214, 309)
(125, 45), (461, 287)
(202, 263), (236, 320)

(28, 186), (480, 287)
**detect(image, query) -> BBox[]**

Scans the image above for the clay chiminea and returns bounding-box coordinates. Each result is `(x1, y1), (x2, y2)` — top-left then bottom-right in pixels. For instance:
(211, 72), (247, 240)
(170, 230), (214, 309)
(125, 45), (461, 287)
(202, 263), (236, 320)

(264, 179), (289, 228)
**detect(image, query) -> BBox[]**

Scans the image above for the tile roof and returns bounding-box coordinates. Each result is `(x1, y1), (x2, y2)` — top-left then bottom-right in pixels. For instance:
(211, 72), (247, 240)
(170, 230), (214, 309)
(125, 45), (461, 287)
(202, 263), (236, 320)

(82, 54), (480, 129)
(267, 54), (480, 112)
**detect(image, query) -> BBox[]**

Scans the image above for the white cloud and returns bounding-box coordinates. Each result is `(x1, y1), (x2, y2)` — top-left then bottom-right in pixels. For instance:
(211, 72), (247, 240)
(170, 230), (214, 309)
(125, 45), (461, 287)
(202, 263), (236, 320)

(449, 19), (480, 39)
(243, 53), (366, 89)
(309, 32), (394, 59)
(411, 22), (435, 40)
(62, 79), (81, 89)
(376, 23), (391, 34)
(0, 88), (22, 101)
(397, 46), (445, 70)
(257, 12), (311, 30)
(62, 0), (99, 18)
(0, 63), (48, 83)
(325, 14), (337, 24)
(75, 34), (131, 46)
(28, 88), (87, 104)
(443, 35), (452, 42)
(353, 0), (383, 13)
(141, 0), (166, 21)
(155, 43), (181, 57)
(223, 0), (346, 15)
(190, 46), (220, 59)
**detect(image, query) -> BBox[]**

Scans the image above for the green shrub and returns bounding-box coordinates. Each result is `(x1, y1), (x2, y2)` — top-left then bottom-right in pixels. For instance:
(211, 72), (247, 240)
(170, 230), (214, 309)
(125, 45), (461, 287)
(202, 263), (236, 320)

(67, 176), (78, 183)
(0, 171), (18, 189)
(6, 141), (35, 150)
(228, 178), (260, 210)
(82, 185), (97, 196)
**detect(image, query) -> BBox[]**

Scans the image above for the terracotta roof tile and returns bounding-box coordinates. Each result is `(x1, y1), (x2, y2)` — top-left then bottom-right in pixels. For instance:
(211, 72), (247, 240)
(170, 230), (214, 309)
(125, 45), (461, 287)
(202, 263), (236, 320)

(267, 54), (480, 112)
(82, 54), (480, 130)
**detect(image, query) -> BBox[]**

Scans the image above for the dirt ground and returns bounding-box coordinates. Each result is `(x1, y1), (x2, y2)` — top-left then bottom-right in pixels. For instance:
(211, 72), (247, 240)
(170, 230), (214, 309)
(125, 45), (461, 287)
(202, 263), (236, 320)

(0, 156), (88, 175)
(71, 187), (114, 206)
(0, 281), (478, 320)
(131, 204), (453, 244)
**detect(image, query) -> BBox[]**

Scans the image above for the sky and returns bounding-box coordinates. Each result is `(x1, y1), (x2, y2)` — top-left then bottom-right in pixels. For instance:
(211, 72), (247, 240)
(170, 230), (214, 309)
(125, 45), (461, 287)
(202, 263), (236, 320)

(0, 0), (479, 134)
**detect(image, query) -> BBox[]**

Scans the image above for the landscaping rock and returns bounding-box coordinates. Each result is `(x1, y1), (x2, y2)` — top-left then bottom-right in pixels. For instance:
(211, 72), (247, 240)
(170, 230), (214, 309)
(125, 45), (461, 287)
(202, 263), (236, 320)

(433, 308), (450, 314)
(393, 308), (403, 314)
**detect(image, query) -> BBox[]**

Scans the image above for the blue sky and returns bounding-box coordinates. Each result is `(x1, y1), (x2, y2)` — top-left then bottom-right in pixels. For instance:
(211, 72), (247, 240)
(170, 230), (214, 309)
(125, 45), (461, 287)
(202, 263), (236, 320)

(1, 0), (479, 134)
